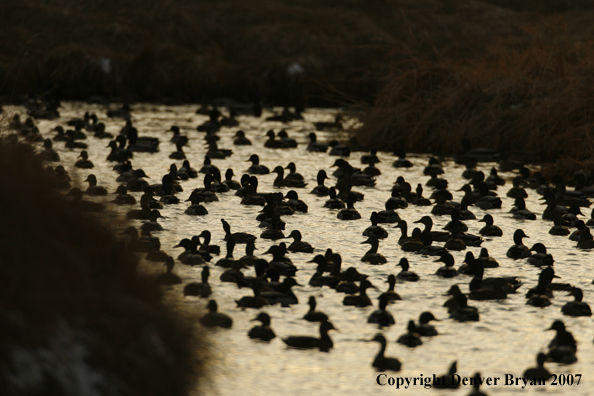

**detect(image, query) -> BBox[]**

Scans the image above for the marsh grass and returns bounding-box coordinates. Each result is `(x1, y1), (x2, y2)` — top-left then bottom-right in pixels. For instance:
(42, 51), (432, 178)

(356, 23), (594, 177)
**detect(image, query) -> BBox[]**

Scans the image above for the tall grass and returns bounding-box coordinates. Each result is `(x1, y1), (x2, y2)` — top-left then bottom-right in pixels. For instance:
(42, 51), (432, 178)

(355, 23), (594, 176)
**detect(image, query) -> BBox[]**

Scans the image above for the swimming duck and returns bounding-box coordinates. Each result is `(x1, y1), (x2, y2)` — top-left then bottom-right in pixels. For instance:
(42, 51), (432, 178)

(126, 127), (159, 152)
(391, 149), (413, 168)
(169, 140), (187, 159)
(168, 125), (186, 144)
(549, 215), (570, 236)
(369, 334), (401, 372)
(220, 260), (246, 284)
(396, 320), (422, 347)
(417, 232), (447, 256)
(145, 239), (169, 263)
(523, 353), (552, 381)
(386, 189), (408, 209)
(283, 320), (336, 352)
(221, 219), (256, 244)
(376, 201), (401, 224)
(361, 236), (387, 264)
(183, 266), (212, 297)
(337, 193), (361, 220)
(527, 243), (554, 267)
(261, 277), (300, 306)
(199, 300), (233, 329)
(467, 372), (489, 396)
(41, 139), (60, 162)
(416, 312), (439, 336)
(286, 230), (314, 253)
(248, 312), (276, 341)
(272, 166), (307, 188)
(343, 280), (375, 307)
(506, 229), (531, 259)
(478, 214), (503, 237)
(379, 274), (402, 302)
(196, 230), (220, 256)
(303, 296), (329, 322)
(74, 150), (94, 169)
(546, 320), (577, 364)
(307, 132), (327, 152)
(396, 258), (419, 282)
(561, 288), (592, 316)
(215, 237), (237, 269)
(363, 212), (388, 239)
(126, 169), (150, 192)
(285, 190), (308, 213)
(449, 294), (480, 322)
(233, 130), (251, 145)
(432, 361), (459, 389)
(368, 294), (395, 327)
(106, 103), (131, 119)
(156, 256), (182, 285)
(324, 187), (345, 209)
(411, 184), (432, 206)
(576, 227), (594, 249)
(435, 253), (458, 278)
(414, 216), (450, 242)
(510, 196), (537, 220)
(235, 281), (271, 309)
(84, 174), (108, 196)
(476, 248), (499, 268)
(507, 176), (528, 198)
(310, 170), (330, 196)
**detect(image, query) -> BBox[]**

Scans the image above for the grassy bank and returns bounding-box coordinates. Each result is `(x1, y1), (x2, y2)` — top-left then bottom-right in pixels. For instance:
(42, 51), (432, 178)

(355, 17), (594, 177)
(1, 0), (535, 106)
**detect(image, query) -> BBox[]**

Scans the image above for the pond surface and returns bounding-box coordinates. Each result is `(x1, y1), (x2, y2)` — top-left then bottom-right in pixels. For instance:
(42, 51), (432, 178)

(4, 102), (593, 395)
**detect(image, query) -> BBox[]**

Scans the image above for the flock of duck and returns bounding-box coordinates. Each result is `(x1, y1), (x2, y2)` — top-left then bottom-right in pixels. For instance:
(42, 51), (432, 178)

(7, 99), (594, 394)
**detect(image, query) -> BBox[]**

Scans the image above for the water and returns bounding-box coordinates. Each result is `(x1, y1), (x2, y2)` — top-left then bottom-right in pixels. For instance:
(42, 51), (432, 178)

(4, 102), (593, 395)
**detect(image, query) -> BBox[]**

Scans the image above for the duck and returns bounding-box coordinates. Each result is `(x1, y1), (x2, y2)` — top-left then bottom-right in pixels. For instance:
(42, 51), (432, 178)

(173, 238), (205, 265)
(369, 334), (401, 372)
(523, 353), (552, 381)
(286, 230), (314, 253)
(283, 320), (336, 352)
(310, 170), (330, 196)
(527, 243), (554, 267)
(285, 190), (308, 213)
(261, 277), (300, 306)
(367, 294), (395, 327)
(303, 296), (329, 322)
(379, 274), (402, 301)
(169, 140), (187, 159)
(476, 248), (499, 268)
(314, 113), (343, 131)
(511, 196), (537, 220)
(392, 150), (413, 168)
(396, 258), (420, 282)
(414, 216), (450, 242)
(221, 219), (256, 244)
(506, 229), (531, 259)
(324, 187), (345, 209)
(145, 239), (169, 263)
(549, 216), (570, 236)
(215, 237), (237, 269)
(223, 169), (241, 190)
(343, 280), (375, 307)
(435, 253), (458, 278)
(235, 282), (270, 309)
(41, 139), (60, 162)
(449, 294), (480, 322)
(376, 201), (401, 223)
(126, 127), (159, 152)
(156, 256), (182, 285)
(183, 266), (212, 297)
(106, 103), (131, 119)
(248, 313), (276, 341)
(199, 300), (233, 329)
(337, 193), (361, 220)
(272, 166), (307, 188)
(411, 184), (432, 206)
(307, 132), (327, 152)
(467, 372), (489, 396)
(416, 312), (439, 336)
(363, 212), (388, 239)
(478, 214), (503, 237)
(84, 174), (108, 196)
(561, 288), (592, 316)
(396, 320), (422, 347)
(196, 230), (221, 256)
(74, 150), (94, 169)
(546, 320), (577, 364)
(431, 361), (460, 389)
(507, 176), (528, 198)
(361, 236), (387, 264)
(233, 130), (252, 145)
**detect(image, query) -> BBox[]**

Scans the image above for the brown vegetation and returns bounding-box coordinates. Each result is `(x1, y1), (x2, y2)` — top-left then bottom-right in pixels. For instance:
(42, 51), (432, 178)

(0, 137), (206, 395)
(355, 14), (594, 177)
(1, 0), (537, 106)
